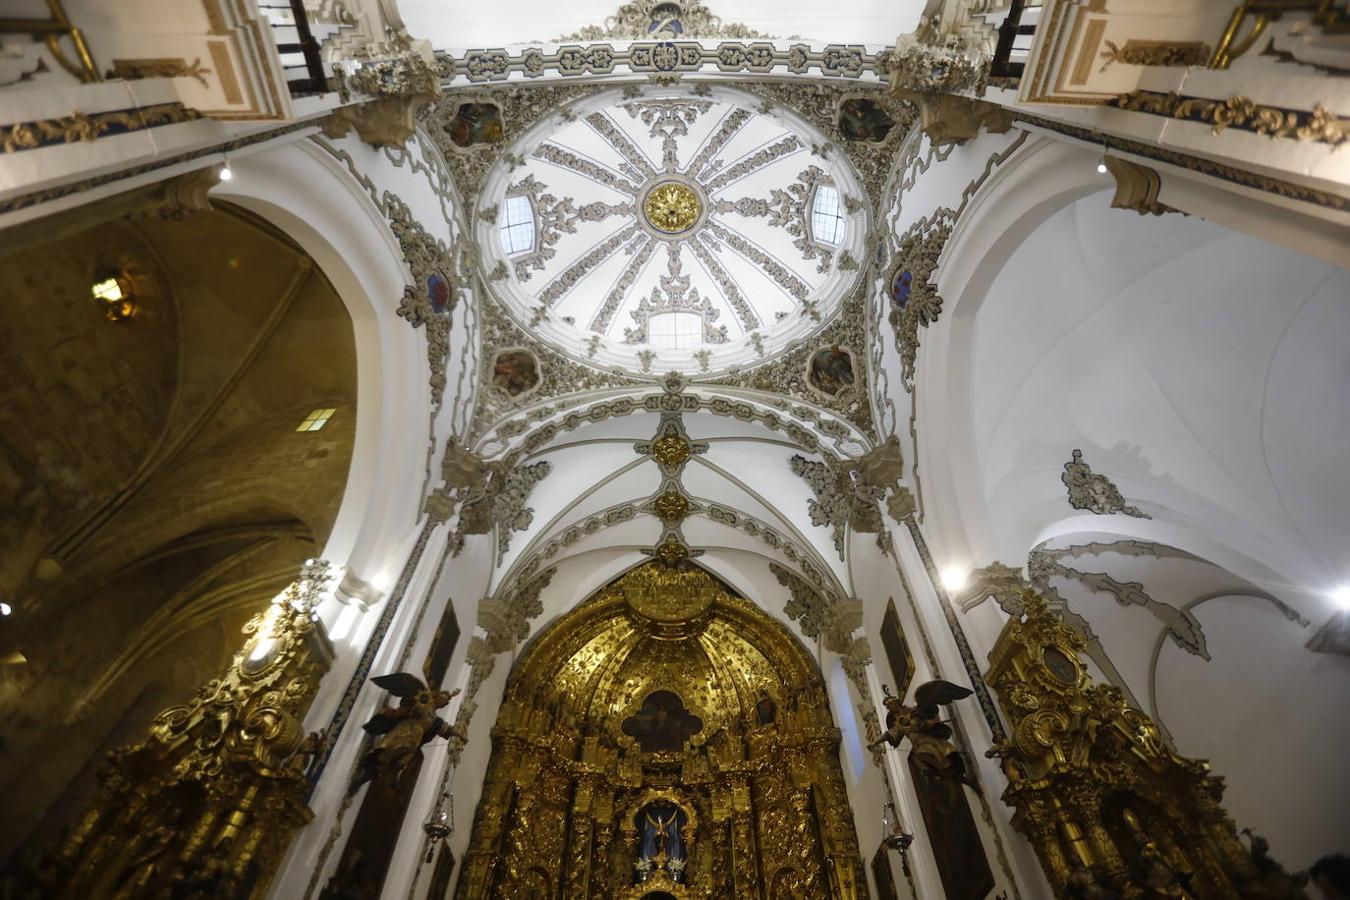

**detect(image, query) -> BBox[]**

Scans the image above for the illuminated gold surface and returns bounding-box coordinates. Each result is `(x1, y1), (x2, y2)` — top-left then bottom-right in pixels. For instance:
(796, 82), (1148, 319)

(643, 182), (701, 233)
(458, 562), (865, 898)
(37, 578), (331, 899)
(986, 591), (1303, 898)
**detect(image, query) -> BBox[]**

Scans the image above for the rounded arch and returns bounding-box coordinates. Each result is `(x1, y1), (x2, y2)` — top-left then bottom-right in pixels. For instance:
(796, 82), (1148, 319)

(915, 134), (1350, 606)
(211, 140), (430, 585)
(912, 135), (1109, 569)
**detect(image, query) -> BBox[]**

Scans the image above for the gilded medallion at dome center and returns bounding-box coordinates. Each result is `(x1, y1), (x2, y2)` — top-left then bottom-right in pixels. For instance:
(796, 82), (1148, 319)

(643, 182), (701, 233)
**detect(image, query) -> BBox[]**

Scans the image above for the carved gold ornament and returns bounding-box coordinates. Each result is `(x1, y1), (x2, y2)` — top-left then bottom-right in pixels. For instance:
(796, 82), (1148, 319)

(1108, 91), (1350, 147)
(643, 181), (701, 233)
(651, 429), (694, 467)
(25, 563), (336, 899)
(457, 562), (866, 898)
(986, 591), (1307, 898)
(653, 490), (690, 523)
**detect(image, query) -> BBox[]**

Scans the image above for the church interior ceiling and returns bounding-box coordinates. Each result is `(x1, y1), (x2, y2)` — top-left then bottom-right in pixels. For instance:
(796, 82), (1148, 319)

(0, 203), (357, 859)
(419, 78), (916, 442)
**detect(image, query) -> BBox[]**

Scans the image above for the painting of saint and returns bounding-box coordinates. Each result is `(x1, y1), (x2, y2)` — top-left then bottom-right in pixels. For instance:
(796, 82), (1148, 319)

(426, 271), (453, 314)
(621, 690), (702, 753)
(647, 2), (686, 36)
(491, 349), (539, 397)
(889, 267), (914, 310)
(754, 689), (777, 726)
(838, 98), (896, 143)
(808, 346), (856, 397)
(446, 102), (503, 148)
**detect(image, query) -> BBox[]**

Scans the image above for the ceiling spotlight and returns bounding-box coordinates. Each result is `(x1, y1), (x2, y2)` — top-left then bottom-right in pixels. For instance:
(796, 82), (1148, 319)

(1332, 585), (1350, 611)
(0, 601), (11, 616)
(1096, 159), (1108, 174)
(940, 566), (969, 592)
(219, 159), (233, 181)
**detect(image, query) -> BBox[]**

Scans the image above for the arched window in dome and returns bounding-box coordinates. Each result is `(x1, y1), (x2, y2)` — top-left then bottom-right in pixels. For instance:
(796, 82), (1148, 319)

(809, 184), (845, 246)
(499, 194), (536, 255)
(647, 312), (703, 350)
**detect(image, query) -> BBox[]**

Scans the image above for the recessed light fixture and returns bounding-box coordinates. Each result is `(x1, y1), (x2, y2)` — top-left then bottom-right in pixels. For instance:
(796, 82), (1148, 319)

(0, 601), (11, 616)
(940, 566), (969, 592)
(296, 407), (338, 432)
(1332, 584), (1350, 611)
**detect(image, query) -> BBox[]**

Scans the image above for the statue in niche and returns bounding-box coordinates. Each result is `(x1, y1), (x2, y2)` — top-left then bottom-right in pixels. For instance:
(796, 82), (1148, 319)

(870, 680), (980, 790)
(491, 348), (540, 398)
(636, 801), (688, 883)
(445, 102), (503, 148)
(621, 690), (703, 753)
(1121, 809), (1195, 898)
(837, 98), (896, 143)
(807, 345), (856, 397)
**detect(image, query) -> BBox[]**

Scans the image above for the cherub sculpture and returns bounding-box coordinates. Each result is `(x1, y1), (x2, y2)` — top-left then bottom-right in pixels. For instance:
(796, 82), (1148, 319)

(350, 673), (462, 794)
(869, 679), (979, 789)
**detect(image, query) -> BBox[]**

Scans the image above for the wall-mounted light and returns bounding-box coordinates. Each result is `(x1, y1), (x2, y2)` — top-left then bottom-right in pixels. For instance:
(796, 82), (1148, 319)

(91, 272), (137, 321)
(940, 566), (969, 592)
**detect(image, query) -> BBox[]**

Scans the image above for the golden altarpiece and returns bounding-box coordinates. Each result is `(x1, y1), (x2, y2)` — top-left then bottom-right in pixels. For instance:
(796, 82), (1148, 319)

(985, 592), (1305, 899)
(30, 569), (333, 899)
(457, 562), (867, 899)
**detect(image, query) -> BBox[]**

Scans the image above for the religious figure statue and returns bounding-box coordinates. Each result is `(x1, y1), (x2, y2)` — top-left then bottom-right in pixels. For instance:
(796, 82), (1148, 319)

(351, 672), (462, 793)
(1122, 809), (1194, 899)
(869, 680), (980, 789)
(637, 801), (687, 883)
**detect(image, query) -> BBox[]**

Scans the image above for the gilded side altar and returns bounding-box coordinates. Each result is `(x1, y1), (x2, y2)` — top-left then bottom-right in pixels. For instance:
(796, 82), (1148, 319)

(985, 592), (1307, 899)
(20, 568), (334, 899)
(457, 562), (866, 898)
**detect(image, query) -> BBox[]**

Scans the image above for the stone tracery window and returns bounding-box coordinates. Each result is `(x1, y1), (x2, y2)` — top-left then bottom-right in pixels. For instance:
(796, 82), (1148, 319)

(809, 184), (845, 246)
(499, 194), (536, 254)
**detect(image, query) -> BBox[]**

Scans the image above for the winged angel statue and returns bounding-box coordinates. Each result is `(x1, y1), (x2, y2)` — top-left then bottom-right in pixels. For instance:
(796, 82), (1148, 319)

(869, 679), (979, 790)
(351, 672), (462, 793)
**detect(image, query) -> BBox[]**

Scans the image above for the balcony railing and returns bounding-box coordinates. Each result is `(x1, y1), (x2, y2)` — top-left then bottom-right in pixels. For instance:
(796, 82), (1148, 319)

(258, 0), (327, 96)
(990, 0), (1043, 79)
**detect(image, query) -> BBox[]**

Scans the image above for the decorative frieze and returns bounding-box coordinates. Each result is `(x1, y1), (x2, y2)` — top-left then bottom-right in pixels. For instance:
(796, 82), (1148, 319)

(1107, 91), (1350, 147)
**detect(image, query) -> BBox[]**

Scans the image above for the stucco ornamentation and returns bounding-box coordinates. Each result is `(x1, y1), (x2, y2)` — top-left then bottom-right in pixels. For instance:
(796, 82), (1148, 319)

(1061, 449), (1151, 519)
(789, 453), (888, 559)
